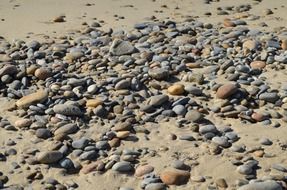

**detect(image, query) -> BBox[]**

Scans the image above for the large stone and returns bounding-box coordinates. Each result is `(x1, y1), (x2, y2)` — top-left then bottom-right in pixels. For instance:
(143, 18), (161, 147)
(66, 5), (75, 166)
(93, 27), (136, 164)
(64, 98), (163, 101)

(160, 169), (190, 185)
(110, 39), (136, 56)
(14, 119), (32, 128)
(238, 180), (282, 190)
(16, 90), (48, 108)
(216, 83), (238, 99)
(37, 151), (63, 164)
(34, 67), (52, 80)
(53, 104), (83, 116)
(259, 92), (279, 103)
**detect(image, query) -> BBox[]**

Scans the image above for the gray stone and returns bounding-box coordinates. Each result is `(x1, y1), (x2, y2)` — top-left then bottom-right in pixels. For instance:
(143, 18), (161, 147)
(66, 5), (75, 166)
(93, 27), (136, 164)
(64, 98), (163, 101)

(110, 39), (136, 56)
(259, 93), (279, 103)
(199, 125), (217, 134)
(145, 183), (166, 190)
(148, 95), (169, 107)
(72, 138), (89, 149)
(54, 123), (78, 136)
(212, 136), (230, 148)
(37, 151), (63, 164)
(148, 68), (169, 81)
(238, 180), (282, 190)
(112, 161), (133, 172)
(35, 128), (51, 139)
(172, 105), (186, 116)
(185, 110), (203, 122)
(53, 104), (83, 116)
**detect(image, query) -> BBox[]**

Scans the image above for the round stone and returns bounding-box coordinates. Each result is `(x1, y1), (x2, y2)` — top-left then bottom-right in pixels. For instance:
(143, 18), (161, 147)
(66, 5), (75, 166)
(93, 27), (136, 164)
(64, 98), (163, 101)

(167, 84), (185, 95)
(34, 67), (52, 80)
(160, 169), (190, 185)
(250, 61), (266, 69)
(135, 165), (154, 177)
(216, 83), (238, 99)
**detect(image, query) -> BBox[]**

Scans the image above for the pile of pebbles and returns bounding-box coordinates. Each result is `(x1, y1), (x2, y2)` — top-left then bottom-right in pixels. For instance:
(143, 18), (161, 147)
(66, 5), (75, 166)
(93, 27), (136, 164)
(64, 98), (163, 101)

(0, 18), (287, 189)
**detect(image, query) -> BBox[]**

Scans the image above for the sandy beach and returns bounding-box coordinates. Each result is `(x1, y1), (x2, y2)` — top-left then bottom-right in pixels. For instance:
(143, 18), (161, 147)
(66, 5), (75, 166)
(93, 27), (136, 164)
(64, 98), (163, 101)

(0, 0), (287, 189)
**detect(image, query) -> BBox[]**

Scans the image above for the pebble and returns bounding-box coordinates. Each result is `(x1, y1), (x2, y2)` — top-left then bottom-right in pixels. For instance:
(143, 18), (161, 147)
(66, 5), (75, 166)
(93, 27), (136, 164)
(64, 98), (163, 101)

(216, 83), (238, 99)
(167, 84), (185, 95)
(185, 110), (203, 122)
(110, 39), (136, 56)
(14, 119), (32, 128)
(160, 169), (190, 185)
(53, 104), (83, 116)
(37, 151), (63, 164)
(238, 180), (282, 190)
(135, 165), (154, 177)
(112, 161), (133, 173)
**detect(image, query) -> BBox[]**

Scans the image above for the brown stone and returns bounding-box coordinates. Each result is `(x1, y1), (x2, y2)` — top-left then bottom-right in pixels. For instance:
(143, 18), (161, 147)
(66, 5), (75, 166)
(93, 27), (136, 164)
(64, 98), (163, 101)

(53, 16), (65, 22)
(135, 165), (154, 178)
(0, 65), (17, 77)
(223, 19), (236, 27)
(250, 61), (266, 69)
(108, 138), (121, 147)
(251, 112), (265, 122)
(216, 83), (238, 99)
(116, 131), (130, 139)
(186, 62), (201, 68)
(81, 161), (104, 174)
(253, 150), (264, 157)
(282, 39), (287, 50)
(16, 89), (48, 108)
(14, 118), (32, 128)
(86, 99), (103, 108)
(167, 84), (185, 95)
(215, 178), (228, 188)
(34, 67), (52, 80)
(243, 40), (259, 51)
(160, 169), (190, 185)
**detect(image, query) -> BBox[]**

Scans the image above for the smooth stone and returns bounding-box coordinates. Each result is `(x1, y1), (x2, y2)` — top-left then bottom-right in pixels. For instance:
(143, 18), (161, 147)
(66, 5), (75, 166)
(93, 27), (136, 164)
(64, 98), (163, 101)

(184, 86), (202, 96)
(53, 104), (83, 116)
(259, 93), (279, 103)
(250, 61), (266, 69)
(212, 136), (230, 148)
(199, 125), (217, 134)
(72, 138), (89, 149)
(237, 164), (253, 175)
(185, 110), (203, 122)
(35, 128), (52, 139)
(172, 105), (186, 116)
(112, 161), (133, 172)
(168, 84), (185, 95)
(110, 39), (136, 56)
(148, 95), (169, 107)
(145, 183), (166, 190)
(216, 83), (238, 99)
(148, 68), (169, 81)
(115, 79), (130, 90)
(259, 138), (272, 145)
(34, 67), (52, 80)
(80, 161), (105, 174)
(238, 180), (282, 190)
(86, 99), (103, 108)
(0, 65), (17, 77)
(59, 158), (74, 169)
(135, 165), (154, 177)
(54, 123), (78, 136)
(160, 169), (190, 185)
(37, 151), (63, 164)
(14, 119), (32, 128)
(16, 90), (48, 108)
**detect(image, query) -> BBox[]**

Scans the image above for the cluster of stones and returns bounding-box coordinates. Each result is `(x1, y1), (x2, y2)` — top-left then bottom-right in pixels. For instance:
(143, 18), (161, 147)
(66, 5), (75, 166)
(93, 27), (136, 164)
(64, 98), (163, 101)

(0, 17), (286, 189)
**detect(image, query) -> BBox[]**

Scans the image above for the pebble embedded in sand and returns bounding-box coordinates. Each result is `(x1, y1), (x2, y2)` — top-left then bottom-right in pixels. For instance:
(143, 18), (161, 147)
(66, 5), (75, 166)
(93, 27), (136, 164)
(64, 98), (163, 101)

(53, 16), (65, 22)
(160, 169), (190, 185)
(16, 89), (48, 108)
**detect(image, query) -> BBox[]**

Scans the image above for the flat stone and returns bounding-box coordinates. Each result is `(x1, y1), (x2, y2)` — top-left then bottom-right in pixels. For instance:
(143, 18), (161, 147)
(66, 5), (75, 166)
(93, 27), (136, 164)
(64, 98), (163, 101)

(54, 123), (78, 136)
(148, 68), (169, 81)
(34, 67), (52, 80)
(0, 65), (17, 77)
(250, 61), (266, 69)
(14, 119), (32, 128)
(112, 161), (133, 172)
(148, 95), (169, 107)
(145, 183), (166, 190)
(16, 90), (48, 108)
(185, 110), (203, 122)
(53, 104), (83, 116)
(135, 165), (154, 177)
(86, 99), (103, 108)
(199, 125), (217, 134)
(110, 39), (136, 56)
(259, 93), (279, 103)
(72, 138), (89, 149)
(212, 136), (230, 148)
(37, 151), (63, 164)
(160, 169), (190, 185)
(238, 180), (282, 190)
